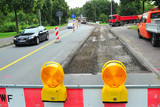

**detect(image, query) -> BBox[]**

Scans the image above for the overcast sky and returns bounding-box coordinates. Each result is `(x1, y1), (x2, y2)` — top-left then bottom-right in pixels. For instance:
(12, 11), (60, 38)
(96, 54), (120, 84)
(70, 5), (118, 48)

(65, 0), (120, 9)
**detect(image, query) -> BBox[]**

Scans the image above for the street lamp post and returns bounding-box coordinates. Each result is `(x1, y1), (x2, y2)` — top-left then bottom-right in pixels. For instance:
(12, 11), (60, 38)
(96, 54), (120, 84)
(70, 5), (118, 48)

(94, 5), (98, 22)
(111, 0), (112, 15)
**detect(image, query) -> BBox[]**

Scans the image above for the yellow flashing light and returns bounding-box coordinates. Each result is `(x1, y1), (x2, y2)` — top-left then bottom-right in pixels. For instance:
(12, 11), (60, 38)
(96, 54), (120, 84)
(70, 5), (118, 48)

(41, 61), (67, 102)
(102, 60), (128, 103)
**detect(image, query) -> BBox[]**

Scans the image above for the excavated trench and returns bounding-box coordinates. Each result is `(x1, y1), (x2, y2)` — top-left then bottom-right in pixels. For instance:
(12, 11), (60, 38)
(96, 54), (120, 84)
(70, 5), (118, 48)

(64, 25), (149, 74)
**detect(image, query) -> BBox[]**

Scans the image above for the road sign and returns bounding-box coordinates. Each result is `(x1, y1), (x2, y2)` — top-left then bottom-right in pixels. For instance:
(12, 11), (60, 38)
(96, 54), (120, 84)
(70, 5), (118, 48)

(56, 11), (63, 26)
(71, 14), (75, 18)
(56, 11), (63, 17)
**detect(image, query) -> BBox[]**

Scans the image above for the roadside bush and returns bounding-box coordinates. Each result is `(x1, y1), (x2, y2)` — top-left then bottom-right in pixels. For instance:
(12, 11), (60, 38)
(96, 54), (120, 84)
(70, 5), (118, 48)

(100, 14), (108, 23)
(0, 23), (16, 32)
(99, 21), (102, 24)
(21, 24), (29, 30)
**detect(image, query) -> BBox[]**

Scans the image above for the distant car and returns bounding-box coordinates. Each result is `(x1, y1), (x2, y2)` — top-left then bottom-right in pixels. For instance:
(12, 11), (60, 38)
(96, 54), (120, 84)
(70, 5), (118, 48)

(13, 26), (49, 46)
(67, 23), (73, 29)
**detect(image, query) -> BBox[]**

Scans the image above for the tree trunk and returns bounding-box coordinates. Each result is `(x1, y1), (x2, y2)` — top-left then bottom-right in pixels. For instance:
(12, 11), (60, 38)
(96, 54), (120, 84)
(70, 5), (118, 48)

(14, 8), (19, 33)
(142, 0), (145, 13)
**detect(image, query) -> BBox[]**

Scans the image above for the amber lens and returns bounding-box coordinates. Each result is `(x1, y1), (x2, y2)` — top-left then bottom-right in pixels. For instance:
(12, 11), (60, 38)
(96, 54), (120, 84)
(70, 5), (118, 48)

(41, 65), (64, 88)
(102, 64), (126, 88)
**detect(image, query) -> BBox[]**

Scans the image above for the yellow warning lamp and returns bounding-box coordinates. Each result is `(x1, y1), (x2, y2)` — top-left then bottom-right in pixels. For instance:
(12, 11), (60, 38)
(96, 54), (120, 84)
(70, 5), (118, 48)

(41, 61), (67, 102)
(102, 60), (128, 103)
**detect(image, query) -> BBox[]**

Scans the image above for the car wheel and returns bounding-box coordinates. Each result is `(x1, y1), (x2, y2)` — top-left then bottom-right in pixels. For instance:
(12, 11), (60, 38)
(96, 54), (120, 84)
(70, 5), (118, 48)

(36, 37), (40, 45)
(151, 34), (159, 47)
(138, 30), (142, 39)
(46, 34), (49, 41)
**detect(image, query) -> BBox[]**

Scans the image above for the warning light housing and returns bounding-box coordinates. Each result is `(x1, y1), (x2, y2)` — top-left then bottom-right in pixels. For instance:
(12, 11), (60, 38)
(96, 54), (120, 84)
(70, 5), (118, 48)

(102, 60), (128, 103)
(41, 61), (67, 102)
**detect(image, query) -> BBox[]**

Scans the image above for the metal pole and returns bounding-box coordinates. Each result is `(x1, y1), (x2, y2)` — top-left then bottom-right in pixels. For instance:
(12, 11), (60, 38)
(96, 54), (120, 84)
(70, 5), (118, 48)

(111, 0), (112, 15)
(39, 9), (42, 26)
(95, 7), (96, 22)
(143, 0), (145, 13)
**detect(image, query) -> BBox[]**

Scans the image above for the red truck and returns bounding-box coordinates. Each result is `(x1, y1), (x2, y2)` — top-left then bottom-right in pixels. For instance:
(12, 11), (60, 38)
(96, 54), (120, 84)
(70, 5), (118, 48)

(109, 14), (138, 26)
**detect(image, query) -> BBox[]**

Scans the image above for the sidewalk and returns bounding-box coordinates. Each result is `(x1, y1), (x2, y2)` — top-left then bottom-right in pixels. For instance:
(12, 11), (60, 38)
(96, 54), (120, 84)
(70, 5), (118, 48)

(110, 25), (160, 76)
(0, 25), (67, 48)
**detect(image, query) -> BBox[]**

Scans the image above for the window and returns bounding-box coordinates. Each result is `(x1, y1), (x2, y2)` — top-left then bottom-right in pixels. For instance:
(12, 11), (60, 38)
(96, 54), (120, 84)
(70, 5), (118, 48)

(143, 13), (148, 23)
(113, 16), (116, 19)
(151, 12), (160, 19)
(109, 16), (113, 20)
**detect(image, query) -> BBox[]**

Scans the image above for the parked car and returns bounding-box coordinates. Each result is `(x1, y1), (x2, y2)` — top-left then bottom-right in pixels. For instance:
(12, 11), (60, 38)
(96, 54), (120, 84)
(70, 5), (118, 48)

(13, 26), (49, 46)
(67, 23), (73, 29)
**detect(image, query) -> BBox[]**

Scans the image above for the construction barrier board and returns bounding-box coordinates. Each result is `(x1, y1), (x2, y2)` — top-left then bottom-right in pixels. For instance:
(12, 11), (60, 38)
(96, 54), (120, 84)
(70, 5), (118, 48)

(0, 86), (159, 107)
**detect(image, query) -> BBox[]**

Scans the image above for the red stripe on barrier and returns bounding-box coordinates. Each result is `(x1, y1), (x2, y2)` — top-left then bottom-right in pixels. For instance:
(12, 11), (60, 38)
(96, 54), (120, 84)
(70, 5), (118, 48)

(55, 27), (58, 30)
(148, 88), (160, 107)
(24, 88), (44, 107)
(56, 31), (59, 36)
(0, 88), (8, 107)
(56, 37), (59, 40)
(64, 89), (84, 107)
(104, 103), (126, 107)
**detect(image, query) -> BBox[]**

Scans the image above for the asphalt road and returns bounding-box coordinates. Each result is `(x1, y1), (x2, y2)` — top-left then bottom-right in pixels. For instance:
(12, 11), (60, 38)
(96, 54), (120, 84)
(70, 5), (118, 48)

(0, 24), (94, 85)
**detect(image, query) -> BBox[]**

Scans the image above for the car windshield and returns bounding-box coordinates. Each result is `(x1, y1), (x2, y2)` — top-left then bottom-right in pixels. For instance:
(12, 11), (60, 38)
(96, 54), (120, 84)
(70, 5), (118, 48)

(21, 28), (38, 34)
(151, 12), (160, 19)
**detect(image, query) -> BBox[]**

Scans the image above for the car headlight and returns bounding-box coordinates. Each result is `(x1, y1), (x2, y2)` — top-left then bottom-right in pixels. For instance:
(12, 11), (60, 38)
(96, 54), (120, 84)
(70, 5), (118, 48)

(29, 36), (34, 39)
(13, 38), (17, 40)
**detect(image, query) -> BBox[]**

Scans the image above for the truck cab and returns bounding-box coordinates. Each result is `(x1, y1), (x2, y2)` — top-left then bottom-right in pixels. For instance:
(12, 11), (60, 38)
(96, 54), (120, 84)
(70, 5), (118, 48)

(109, 14), (120, 26)
(138, 7), (160, 47)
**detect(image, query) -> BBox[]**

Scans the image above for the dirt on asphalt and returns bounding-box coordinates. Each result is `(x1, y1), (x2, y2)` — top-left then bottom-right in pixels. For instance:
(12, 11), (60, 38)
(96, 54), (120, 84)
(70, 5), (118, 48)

(64, 24), (149, 74)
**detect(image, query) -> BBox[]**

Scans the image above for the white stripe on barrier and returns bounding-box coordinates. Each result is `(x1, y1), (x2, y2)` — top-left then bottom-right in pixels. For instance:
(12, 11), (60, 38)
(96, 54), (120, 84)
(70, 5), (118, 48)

(83, 89), (104, 107)
(44, 102), (63, 107)
(6, 88), (26, 107)
(126, 89), (147, 107)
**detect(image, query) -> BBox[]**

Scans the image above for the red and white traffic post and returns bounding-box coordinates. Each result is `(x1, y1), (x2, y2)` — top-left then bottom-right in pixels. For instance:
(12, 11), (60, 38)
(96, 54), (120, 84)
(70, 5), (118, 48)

(55, 26), (61, 43)
(73, 22), (75, 31)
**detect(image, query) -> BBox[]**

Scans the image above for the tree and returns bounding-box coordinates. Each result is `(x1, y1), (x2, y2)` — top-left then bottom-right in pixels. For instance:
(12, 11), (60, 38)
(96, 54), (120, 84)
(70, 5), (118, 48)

(152, 0), (160, 9)
(0, 0), (44, 33)
(41, 0), (53, 25)
(82, 0), (118, 21)
(52, 0), (70, 25)
(70, 7), (82, 17)
(118, 0), (141, 16)
(100, 14), (108, 22)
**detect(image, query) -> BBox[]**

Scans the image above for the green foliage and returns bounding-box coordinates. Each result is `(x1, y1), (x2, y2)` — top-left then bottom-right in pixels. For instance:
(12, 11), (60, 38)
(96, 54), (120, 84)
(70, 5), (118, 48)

(70, 7), (82, 17)
(51, 0), (70, 25)
(21, 24), (29, 30)
(0, 0), (44, 33)
(0, 32), (17, 38)
(129, 25), (138, 31)
(100, 14), (108, 22)
(0, 23), (16, 32)
(152, 0), (160, 9)
(41, 0), (53, 26)
(118, 0), (141, 15)
(118, 0), (155, 15)
(144, 1), (155, 12)
(82, 0), (118, 21)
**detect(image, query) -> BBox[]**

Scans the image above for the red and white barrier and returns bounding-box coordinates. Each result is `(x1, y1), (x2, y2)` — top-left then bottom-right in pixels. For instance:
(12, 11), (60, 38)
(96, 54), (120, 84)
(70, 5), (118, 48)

(0, 86), (159, 107)
(55, 27), (60, 42)
(73, 23), (75, 31)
